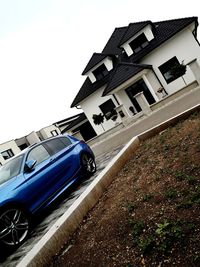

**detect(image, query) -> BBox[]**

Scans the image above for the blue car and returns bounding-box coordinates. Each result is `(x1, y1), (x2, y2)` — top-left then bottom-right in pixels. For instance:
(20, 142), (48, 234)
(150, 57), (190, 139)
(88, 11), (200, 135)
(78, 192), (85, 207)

(0, 135), (96, 247)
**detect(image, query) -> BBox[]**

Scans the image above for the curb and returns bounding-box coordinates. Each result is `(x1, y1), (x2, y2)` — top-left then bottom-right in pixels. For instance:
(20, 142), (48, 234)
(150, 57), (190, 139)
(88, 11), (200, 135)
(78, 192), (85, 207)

(17, 103), (200, 267)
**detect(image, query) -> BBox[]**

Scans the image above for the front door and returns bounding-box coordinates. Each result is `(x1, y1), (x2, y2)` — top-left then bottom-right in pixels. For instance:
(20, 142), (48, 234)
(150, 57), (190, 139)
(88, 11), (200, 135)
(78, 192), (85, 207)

(126, 79), (156, 112)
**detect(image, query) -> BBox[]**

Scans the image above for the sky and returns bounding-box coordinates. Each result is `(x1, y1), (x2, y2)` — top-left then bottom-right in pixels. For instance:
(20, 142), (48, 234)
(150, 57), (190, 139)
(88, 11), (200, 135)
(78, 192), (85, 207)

(0, 0), (199, 144)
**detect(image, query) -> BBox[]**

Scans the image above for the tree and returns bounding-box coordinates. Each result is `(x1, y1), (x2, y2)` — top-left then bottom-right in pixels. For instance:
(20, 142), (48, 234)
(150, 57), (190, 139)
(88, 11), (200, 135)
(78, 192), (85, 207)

(92, 109), (119, 132)
(171, 62), (187, 85)
(92, 113), (105, 131)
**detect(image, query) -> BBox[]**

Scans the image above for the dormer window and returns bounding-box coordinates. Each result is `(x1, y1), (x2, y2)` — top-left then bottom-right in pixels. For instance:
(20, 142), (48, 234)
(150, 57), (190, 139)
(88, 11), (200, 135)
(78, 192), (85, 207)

(93, 64), (109, 81)
(129, 33), (149, 54)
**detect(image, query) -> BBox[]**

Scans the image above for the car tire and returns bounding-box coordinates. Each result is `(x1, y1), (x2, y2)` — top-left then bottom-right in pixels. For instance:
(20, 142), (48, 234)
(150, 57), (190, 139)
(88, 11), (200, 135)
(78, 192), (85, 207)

(81, 153), (96, 176)
(0, 206), (30, 247)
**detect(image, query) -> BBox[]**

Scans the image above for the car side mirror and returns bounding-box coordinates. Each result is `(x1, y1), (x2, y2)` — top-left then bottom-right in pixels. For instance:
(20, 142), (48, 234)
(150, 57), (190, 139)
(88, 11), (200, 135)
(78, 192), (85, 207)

(25, 159), (37, 172)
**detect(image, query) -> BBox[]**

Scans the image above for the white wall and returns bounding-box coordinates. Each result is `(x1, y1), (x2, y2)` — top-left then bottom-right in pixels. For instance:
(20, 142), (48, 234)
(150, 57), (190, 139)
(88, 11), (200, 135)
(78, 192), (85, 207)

(140, 27), (200, 94)
(80, 87), (121, 135)
(39, 125), (61, 139)
(0, 140), (21, 165)
(26, 132), (41, 145)
(116, 89), (134, 117)
(145, 70), (163, 97)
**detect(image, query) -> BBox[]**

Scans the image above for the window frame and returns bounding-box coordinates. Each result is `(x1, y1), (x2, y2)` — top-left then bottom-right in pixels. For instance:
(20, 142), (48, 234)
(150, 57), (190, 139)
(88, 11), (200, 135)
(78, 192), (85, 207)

(1, 149), (14, 160)
(99, 99), (116, 120)
(93, 64), (109, 81)
(51, 130), (59, 136)
(158, 56), (183, 84)
(129, 33), (149, 54)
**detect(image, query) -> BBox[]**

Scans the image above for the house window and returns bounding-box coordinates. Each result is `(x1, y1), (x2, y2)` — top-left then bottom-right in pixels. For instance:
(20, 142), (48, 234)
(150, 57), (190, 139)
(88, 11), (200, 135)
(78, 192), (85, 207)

(51, 130), (59, 136)
(93, 64), (109, 81)
(159, 57), (183, 84)
(129, 33), (149, 54)
(99, 99), (116, 120)
(18, 143), (28, 151)
(1, 149), (14, 160)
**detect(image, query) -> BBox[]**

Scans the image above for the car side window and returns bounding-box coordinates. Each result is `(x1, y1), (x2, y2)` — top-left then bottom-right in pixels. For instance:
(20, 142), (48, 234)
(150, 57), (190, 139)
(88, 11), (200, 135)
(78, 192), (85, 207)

(44, 138), (66, 156)
(60, 137), (72, 147)
(27, 145), (50, 167)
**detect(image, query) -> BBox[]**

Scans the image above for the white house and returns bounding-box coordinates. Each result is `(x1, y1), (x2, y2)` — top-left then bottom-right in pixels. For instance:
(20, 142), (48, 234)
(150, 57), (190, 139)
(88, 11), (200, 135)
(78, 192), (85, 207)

(71, 17), (200, 136)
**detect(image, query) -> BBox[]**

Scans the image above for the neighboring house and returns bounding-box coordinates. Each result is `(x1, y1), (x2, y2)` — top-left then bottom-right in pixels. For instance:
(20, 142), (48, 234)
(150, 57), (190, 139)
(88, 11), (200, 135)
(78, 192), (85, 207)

(54, 112), (97, 141)
(71, 17), (200, 136)
(0, 140), (21, 165)
(37, 125), (61, 140)
(0, 124), (61, 165)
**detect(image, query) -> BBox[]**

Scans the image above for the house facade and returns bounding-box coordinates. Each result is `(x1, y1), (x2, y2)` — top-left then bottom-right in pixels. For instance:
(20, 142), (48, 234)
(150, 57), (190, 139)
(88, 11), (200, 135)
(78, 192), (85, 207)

(71, 17), (200, 136)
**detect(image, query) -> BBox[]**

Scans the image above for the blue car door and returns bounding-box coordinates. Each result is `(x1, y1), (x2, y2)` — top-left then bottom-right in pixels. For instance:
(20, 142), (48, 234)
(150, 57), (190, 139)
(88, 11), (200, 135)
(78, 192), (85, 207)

(23, 138), (80, 213)
(43, 137), (80, 188)
(23, 144), (63, 212)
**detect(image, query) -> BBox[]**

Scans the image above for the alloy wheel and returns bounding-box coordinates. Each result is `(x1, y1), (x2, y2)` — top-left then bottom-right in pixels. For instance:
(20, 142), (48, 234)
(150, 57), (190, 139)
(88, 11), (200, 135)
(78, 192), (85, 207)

(81, 154), (96, 175)
(0, 208), (29, 246)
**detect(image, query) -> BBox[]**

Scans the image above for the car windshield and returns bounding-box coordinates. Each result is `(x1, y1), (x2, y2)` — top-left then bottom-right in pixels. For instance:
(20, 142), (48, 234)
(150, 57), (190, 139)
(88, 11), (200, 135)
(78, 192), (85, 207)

(0, 155), (24, 185)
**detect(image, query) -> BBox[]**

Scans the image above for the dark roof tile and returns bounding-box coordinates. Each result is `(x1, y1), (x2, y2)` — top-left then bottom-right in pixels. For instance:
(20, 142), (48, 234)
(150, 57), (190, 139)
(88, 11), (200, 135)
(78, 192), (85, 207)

(119, 21), (152, 45)
(102, 27), (127, 54)
(130, 17), (198, 63)
(82, 53), (108, 75)
(71, 71), (114, 107)
(54, 112), (84, 127)
(103, 63), (152, 95)
(61, 113), (87, 133)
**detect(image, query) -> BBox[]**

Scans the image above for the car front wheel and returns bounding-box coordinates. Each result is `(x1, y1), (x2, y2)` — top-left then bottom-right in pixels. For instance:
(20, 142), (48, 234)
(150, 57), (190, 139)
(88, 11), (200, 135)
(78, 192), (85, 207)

(0, 207), (30, 247)
(81, 154), (96, 176)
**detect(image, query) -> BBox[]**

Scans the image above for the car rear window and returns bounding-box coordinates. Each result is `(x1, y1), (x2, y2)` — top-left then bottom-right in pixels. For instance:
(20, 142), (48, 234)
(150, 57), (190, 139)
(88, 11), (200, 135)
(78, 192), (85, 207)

(44, 138), (67, 156)
(60, 137), (72, 147)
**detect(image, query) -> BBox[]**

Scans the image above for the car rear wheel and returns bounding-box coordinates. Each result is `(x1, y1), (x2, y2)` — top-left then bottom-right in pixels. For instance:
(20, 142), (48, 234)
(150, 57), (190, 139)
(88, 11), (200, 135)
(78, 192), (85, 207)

(81, 154), (96, 176)
(0, 207), (30, 247)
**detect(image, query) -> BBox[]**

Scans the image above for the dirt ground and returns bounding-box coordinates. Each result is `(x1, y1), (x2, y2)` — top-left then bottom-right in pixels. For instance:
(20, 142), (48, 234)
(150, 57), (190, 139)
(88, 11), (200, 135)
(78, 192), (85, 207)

(50, 110), (200, 267)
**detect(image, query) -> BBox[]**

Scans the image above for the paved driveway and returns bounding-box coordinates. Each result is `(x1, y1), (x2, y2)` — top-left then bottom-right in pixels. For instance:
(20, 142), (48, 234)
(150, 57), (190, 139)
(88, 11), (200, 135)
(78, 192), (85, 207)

(1, 145), (124, 267)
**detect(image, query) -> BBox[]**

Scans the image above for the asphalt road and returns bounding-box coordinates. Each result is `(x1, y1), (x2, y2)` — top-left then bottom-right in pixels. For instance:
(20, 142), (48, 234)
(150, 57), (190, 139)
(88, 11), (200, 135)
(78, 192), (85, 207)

(0, 145), (124, 267)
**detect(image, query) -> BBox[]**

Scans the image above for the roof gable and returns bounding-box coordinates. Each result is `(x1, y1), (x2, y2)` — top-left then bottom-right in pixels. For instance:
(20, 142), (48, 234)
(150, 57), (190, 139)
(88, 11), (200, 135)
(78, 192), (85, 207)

(103, 62), (152, 95)
(129, 17), (198, 63)
(82, 53), (108, 75)
(119, 21), (152, 46)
